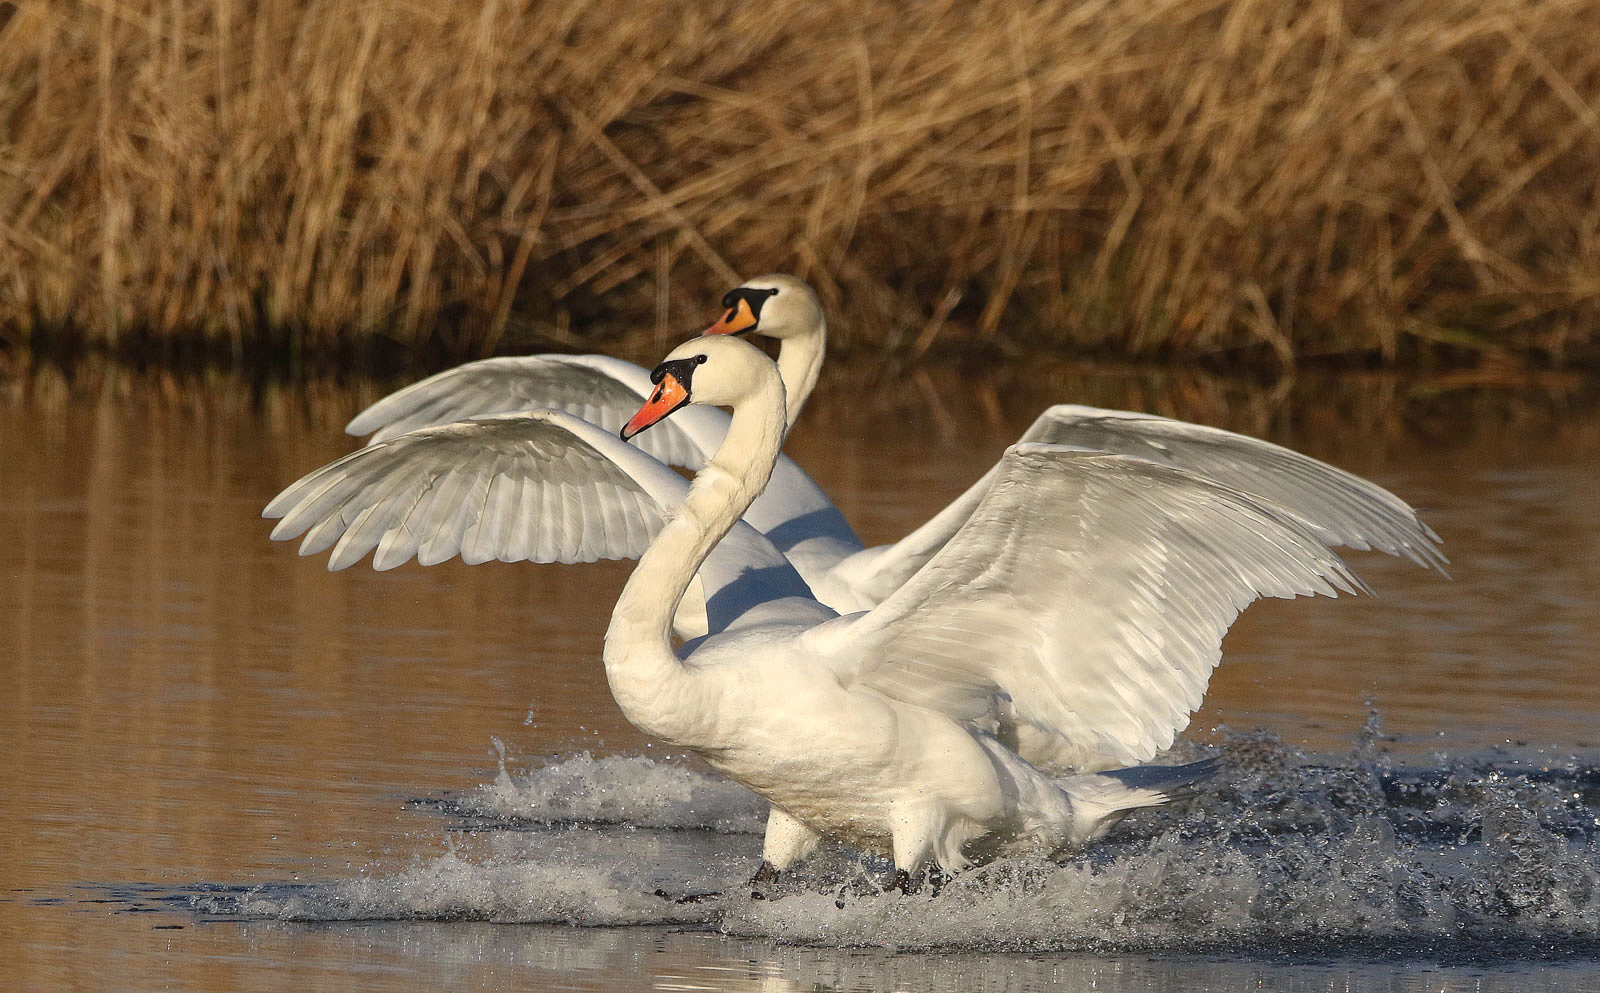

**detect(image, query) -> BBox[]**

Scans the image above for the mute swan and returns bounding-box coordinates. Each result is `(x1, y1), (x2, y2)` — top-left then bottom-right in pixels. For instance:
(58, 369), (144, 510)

(345, 275), (1443, 615)
(268, 335), (1370, 885)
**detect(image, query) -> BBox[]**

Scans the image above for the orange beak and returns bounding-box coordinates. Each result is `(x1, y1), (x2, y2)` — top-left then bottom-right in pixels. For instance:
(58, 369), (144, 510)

(702, 297), (759, 336)
(622, 372), (689, 440)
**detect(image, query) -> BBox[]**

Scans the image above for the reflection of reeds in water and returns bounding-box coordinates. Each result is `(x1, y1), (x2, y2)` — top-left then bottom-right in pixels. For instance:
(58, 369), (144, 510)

(3, 1), (1598, 364)
(5, 351), (1599, 468)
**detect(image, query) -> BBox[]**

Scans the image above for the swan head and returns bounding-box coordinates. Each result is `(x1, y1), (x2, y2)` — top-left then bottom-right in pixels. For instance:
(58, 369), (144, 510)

(702, 273), (823, 343)
(621, 335), (776, 441)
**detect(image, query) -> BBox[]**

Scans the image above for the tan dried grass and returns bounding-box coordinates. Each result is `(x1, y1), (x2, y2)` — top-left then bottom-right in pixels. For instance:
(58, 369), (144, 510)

(2, 0), (1598, 365)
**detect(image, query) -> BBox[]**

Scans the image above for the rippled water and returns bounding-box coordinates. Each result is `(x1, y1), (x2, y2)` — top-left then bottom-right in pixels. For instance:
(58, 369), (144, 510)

(4, 359), (1599, 991)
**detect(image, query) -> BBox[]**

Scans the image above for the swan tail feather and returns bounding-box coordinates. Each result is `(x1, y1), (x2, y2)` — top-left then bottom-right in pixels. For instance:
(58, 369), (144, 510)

(1058, 757), (1221, 848)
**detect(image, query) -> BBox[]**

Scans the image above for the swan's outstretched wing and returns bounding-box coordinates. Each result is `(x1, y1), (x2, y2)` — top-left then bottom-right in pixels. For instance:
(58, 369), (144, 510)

(810, 445), (1366, 772)
(826, 404), (1443, 605)
(265, 410), (814, 632)
(346, 354), (707, 469)
(1017, 405), (1445, 569)
(345, 352), (863, 579)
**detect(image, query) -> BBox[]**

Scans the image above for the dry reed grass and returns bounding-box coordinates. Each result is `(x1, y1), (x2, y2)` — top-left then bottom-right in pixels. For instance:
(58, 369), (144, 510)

(2, 0), (1598, 366)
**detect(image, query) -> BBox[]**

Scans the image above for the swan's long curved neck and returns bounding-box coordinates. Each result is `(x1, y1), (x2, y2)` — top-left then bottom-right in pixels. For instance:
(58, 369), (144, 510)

(603, 375), (787, 744)
(776, 315), (825, 434)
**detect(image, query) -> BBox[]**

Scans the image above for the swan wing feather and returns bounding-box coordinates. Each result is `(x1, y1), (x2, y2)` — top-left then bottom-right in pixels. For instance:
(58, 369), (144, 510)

(1019, 405), (1446, 571)
(813, 444), (1367, 771)
(265, 410), (812, 632)
(825, 404), (1443, 608)
(344, 353), (861, 576)
(269, 410), (671, 567)
(345, 355), (706, 469)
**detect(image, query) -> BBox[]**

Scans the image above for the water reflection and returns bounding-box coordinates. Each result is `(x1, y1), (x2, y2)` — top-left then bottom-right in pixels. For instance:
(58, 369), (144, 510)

(3, 356), (1598, 990)
(127, 922), (1600, 992)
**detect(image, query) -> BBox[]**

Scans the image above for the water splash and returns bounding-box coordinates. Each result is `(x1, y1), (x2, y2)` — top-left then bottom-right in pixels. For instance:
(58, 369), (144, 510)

(174, 730), (1600, 960)
(436, 745), (767, 834)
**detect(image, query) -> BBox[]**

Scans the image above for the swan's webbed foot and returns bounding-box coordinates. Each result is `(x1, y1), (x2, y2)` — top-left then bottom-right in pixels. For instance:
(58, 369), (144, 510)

(748, 860), (782, 901)
(884, 864), (949, 897)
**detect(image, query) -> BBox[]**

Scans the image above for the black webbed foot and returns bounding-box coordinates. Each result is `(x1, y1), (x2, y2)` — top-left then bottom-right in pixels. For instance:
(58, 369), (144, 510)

(748, 859), (782, 900)
(884, 865), (948, 897)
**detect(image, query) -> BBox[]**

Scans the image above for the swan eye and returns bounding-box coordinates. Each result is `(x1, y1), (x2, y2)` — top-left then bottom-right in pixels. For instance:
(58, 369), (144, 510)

(695, 354), (708, 365)
(768, 287), (780, 297)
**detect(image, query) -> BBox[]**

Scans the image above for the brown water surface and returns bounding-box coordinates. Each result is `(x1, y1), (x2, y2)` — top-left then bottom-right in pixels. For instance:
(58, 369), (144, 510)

(3, 359), (1598, 990)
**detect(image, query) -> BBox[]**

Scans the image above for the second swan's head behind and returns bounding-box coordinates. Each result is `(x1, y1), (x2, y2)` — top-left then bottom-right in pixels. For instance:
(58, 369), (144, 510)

(701, 273), (823, 343)
(620, 335), (778, 441)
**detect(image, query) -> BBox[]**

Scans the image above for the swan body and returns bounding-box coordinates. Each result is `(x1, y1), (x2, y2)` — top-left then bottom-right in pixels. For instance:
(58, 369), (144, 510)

(269, 335), (1370, 878)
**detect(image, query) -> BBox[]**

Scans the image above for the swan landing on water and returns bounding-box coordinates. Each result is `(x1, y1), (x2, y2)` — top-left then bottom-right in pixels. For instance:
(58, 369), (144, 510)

(266, 334), (1439, 889)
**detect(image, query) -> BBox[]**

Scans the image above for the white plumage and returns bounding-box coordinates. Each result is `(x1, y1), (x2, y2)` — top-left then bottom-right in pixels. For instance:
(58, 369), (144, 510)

(266, 335), (1413, 884)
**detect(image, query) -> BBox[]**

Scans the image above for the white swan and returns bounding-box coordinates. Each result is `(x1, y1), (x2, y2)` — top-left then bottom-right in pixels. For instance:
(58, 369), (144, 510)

(267, 335), (1370, 884)
(344, 275), (1443, 615)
